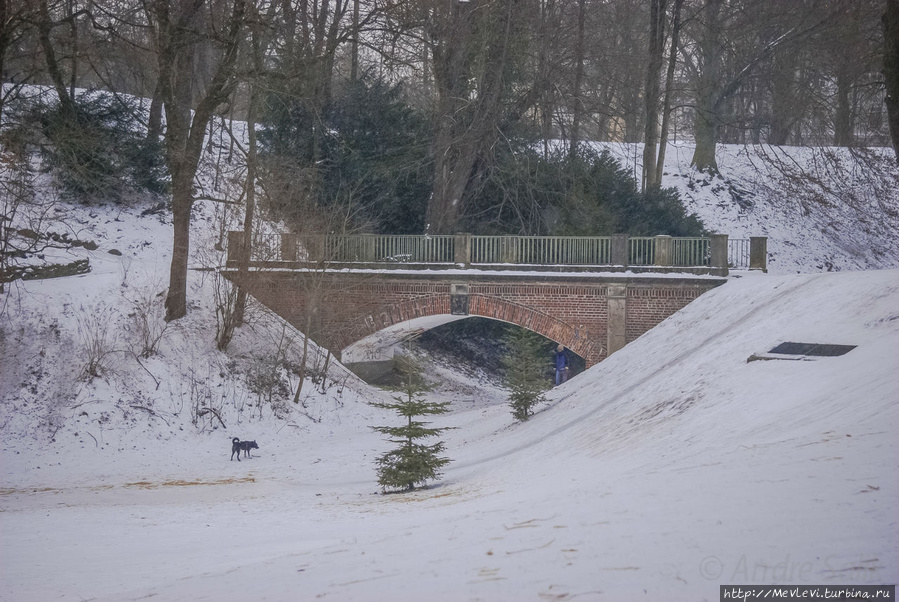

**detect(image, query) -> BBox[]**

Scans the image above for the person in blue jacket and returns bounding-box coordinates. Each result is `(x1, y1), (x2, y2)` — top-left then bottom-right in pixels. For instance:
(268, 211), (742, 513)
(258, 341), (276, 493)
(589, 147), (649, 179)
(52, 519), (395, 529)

(554, 344), (569, 386)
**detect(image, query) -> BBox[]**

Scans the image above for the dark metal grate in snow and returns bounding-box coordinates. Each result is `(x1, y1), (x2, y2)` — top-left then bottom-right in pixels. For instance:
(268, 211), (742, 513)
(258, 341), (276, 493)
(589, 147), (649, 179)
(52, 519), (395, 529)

(768, 342), (857, 357)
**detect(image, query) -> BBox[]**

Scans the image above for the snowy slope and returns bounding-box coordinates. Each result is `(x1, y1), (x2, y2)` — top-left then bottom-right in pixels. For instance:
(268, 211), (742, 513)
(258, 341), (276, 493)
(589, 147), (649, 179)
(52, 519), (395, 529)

(601, 142), (899, 273)
(2, 264), (897, 600)
(2, 135), (898, 601)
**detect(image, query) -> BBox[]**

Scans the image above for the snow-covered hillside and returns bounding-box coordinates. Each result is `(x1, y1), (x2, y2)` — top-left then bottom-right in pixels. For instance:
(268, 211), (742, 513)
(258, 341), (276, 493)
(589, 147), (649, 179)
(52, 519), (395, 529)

(1, 142), (898, 601)
(2, 263), (897, 600)
(602, 143), (899, 272)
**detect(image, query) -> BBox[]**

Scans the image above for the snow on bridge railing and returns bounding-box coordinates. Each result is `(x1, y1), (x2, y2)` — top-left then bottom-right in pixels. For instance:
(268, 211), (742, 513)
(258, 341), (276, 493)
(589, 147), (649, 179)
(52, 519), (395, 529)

(227, 232), (767, 273)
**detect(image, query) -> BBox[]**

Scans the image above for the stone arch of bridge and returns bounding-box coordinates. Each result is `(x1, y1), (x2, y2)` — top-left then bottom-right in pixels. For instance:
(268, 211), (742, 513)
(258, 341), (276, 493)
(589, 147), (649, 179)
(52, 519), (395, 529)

(337, 294), (595, 363)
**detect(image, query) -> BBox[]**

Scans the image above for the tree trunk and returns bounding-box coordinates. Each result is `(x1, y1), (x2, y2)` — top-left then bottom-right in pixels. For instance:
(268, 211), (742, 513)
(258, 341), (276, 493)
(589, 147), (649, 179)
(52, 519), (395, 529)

(886, 0), (899, 162)
(159, 0), (247, 321)
(427, 123), (477, 234)
(292, 313), (312, 405)
(147, 78), (164, 141)
(692, 105), (719, 172)
(233, 89), (257, 326)
(427, 0), (518, 234)
(569, 0), (586, 159)
(165, 175), (193, 321)
(234, 13), (268, 327)
(833, 64), (854, 146)
(768, 49), (797, 145)
(536, 0), (557, 159)
(653, 0), (684, 188)
(428, 1), (475, 234)
(319, 349), (331, 393)
(351, 0), (359, 81)
(0, 0), (7, 124)
(162, 48), (196, 321)
(65, 0), (77, 101)
(37, 0), (75, 115)
(642, 0), (665, 192)
(623, 111), (641, 143)
(690, 0), (723, 173)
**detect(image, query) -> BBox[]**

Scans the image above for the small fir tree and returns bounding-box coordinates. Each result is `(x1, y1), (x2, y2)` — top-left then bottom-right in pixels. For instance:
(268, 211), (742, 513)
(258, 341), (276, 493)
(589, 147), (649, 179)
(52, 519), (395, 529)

(371, 356), (452, 492)
(503, 329), (550, 421)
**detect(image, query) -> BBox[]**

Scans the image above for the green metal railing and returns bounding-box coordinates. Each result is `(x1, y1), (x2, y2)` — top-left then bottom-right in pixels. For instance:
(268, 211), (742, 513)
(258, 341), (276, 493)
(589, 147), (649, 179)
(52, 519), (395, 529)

(318, 234), (455, 263)
(628, 237), (657, 266)
(728, 238), (750, 269)
(673, 237), (710, 266)
(232, 232), (761, 272)
(470, 235), (613, 265)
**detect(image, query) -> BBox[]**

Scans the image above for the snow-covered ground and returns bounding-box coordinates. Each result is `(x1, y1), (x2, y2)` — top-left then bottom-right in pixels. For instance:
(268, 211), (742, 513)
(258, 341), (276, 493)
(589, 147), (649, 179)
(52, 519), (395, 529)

(1, 142), (898, 601)
(602, 142), (899, 272)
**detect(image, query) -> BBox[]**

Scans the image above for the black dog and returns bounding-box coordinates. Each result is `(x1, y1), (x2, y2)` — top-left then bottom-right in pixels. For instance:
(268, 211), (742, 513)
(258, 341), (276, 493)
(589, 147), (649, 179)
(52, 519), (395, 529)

(230, 437), (259, 461)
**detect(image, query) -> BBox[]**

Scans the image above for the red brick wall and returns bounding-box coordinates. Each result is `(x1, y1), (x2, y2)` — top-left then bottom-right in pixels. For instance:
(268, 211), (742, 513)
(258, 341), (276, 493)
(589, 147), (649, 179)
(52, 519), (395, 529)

(226, 270), (721, 366)
(625, 285), (706, 342)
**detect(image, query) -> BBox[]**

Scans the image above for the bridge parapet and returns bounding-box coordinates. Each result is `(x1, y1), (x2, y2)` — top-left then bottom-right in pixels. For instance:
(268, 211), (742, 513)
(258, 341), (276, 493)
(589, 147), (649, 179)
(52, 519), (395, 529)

(226, 232), (767, 274)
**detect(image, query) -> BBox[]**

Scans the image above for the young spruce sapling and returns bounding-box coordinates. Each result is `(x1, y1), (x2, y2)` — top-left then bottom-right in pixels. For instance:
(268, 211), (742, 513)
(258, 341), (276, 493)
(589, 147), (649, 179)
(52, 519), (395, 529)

(371, 355), (452, 492)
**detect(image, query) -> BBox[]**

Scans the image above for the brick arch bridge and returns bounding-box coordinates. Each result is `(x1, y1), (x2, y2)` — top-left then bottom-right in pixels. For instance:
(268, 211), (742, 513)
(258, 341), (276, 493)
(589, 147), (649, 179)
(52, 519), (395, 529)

(339, 291), (594, 361)
(222, 268), (727, 369)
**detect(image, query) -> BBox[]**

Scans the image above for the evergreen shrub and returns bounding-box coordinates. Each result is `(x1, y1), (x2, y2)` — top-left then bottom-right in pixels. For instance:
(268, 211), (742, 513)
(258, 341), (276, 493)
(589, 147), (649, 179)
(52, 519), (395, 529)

(258, 77), (432, 233)
(502, 329), (550, 421)
(464, 145), (706, 237)
(371, 356), (452, 492)
(33, 92), (167, 202)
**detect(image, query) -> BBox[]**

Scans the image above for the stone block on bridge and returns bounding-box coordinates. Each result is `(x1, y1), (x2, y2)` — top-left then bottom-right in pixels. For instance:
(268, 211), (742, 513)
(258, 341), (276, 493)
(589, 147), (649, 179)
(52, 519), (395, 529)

(750, 237), (768, 272)
(710, 234), (729, 277)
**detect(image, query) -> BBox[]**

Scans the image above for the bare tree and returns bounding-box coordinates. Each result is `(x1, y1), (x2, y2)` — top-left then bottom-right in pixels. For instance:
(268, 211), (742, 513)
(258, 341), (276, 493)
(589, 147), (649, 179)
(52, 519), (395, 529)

(641, 0), (666, 190)
(682, 0), (832, 171)
(148, 0), (247, 321)
(882, 0), (899, 161)
(35, 0), (82, 116)
(569, 0), (586, 158)
(425, 0), (531, 234)
(0, 0), (39, 124)
(653, 0), (684, 185)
